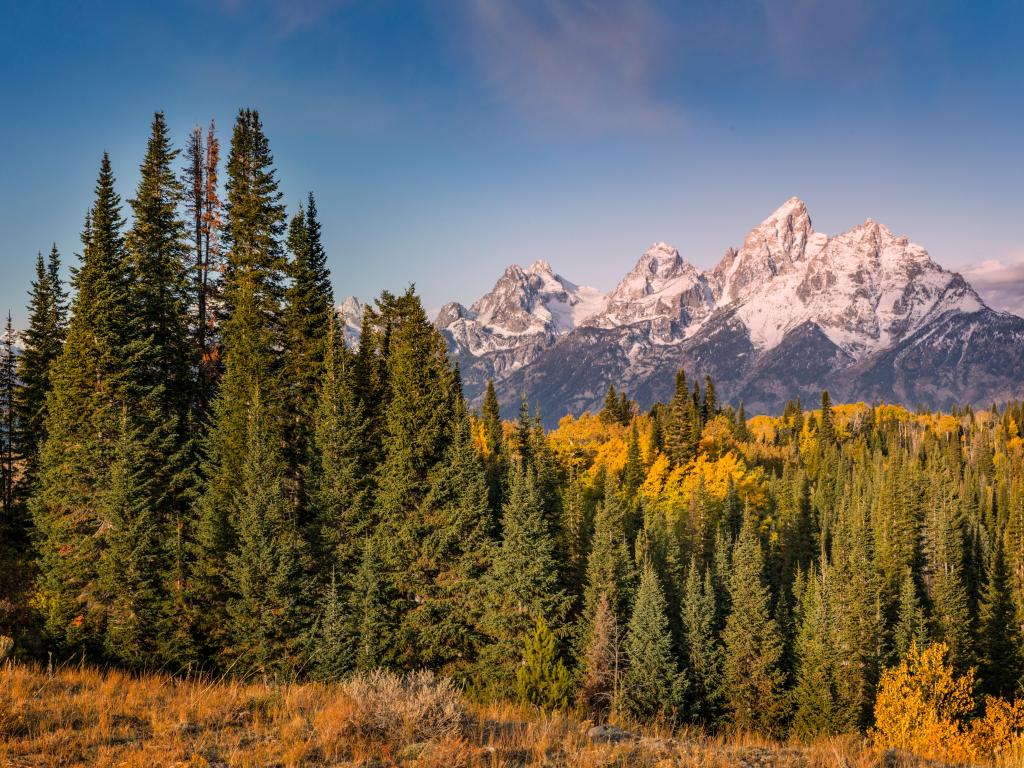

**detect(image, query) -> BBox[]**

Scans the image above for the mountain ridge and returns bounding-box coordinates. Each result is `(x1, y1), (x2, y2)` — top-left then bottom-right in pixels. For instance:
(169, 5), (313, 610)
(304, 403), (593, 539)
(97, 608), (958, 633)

(345, 198), (1024, 423)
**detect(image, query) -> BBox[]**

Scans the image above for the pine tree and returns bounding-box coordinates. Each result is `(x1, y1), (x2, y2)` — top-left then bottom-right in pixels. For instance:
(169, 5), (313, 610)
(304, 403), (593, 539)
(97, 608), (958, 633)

(194, 109), (288, 656)
(599, 383), (620, 425)
(791, 564), (840, 740)
(223, 390), (308, 677)
(516, 616), (571, 710)
(735, 401), (749, 441)
(480, 379), (505, 523)
(311, 569), (351, 681)
(353, 537), (387, 673)
(922, 464), (974, 670)
(371, 288), (459, 666)
(893, 567), (927, 660)
(125, 112), (199, 663)
(722, 513), (787, 735)
(831, 497), (886, 730)
(15, 247), (66, 493)
(623, 422), (644, 496)
(580, 481), (636, 642)
(977, 537), (1022, 697)
(397, 397), (494, 676)
(125, 111), (193, 416)
(310, 316), (370, 577)
(480, 462), (570, 690)
(665, 369), (694, 465)
(578, 593), (622, 718)
(283, 192), (334, 490)
(619, 560), (685, 721)
(819, 390), (835, 444)
(33, 154), (134, 652)
(97, 413), (163, 667)
(682, 558), (723, 724)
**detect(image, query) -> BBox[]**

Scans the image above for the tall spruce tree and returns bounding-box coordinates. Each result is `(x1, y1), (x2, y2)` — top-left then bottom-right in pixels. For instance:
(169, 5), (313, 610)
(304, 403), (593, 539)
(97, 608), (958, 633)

(682, 558), (723, 724)
(15, 247), (67, 494)
(619, 560), (685, 721)
(977, 537), (1022, 696)
(370, 288), (458, 667)
(722, 513), (787, 735)
(97, 413), (163, 667)
(310, 315), (370, 576)
(579, 481), (637, 651)
(223, 390), (308, 676)
(125, 112), (198, 663)
(892, 567), (927, 660)
(194, 109), (288, 656)
(480, 462), (570, 690)
(283, 192), (334, 492)
(33, 154), (135, 652)
(791, 564), (841, 740)
(396, 396), (494, 677)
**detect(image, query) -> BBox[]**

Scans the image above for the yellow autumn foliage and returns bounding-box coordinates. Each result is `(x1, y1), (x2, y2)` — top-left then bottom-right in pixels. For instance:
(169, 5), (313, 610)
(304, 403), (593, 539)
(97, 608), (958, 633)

(872, 642), (1024, 765)
(746, 414), (776, 443)
(640, 450), (766, 513)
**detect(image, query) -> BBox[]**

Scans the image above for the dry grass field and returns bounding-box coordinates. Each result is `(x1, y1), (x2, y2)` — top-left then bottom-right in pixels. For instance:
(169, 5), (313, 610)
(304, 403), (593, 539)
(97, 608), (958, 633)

(0, 661), (972, 768)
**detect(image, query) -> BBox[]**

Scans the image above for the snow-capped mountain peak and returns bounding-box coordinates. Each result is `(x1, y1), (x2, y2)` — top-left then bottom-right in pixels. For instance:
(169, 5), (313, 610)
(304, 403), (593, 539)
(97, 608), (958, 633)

(583, 242), (711, 332)
(436, 196), (1024, 422)
(712, 195), (826, 302)
(434, 259), (606, 372)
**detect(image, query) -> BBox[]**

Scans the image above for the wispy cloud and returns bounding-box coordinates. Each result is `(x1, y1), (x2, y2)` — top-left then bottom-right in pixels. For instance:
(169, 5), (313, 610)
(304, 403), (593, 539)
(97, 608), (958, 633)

(962, 251), (1024, 317)
(217, 0), (352, 38)
(753, 0), (876, 74)
(451, 0), (680, 132)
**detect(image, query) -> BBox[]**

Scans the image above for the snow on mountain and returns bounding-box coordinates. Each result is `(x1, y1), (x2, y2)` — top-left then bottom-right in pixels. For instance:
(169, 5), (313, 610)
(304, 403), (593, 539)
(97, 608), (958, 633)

(338, 296), (363, 348)
(437, 197), (1024, 420)
(710, 196), (827, 303)
(436, 260), (606, 363)
(730, 217), (984, 357)
(582, 242), (712, 338)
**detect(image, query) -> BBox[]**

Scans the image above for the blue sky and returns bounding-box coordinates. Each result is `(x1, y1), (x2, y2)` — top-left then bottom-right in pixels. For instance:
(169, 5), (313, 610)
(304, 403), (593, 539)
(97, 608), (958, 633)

(1, 0), (1023, 323)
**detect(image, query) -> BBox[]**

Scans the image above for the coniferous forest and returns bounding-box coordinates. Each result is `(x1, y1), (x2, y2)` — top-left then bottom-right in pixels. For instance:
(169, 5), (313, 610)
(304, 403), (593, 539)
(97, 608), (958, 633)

(3, 111), (1024, 758)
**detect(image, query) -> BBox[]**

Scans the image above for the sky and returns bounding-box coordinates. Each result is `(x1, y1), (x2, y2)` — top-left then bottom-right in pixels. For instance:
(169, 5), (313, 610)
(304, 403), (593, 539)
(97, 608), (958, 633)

(1, 0), (1023, 324)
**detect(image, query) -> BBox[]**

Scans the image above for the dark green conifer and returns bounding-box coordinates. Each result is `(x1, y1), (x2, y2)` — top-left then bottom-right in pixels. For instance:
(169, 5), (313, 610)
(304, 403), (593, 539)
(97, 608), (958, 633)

(311, 569), (352, 681)
(722, 513), (787, 735)
(892, 567), (927, 660)
(193, 109), (288, 655)
(480, 462), (570, 690)
(619, 560), (685, 721)
(33, 154), (134, 652)
(224, 390), (308, 677)
(977, 537), (1022, 696)
(283, 192), (334, 489)
(791, 564), (840, 740)
(98, 413), (163, 667)
(682, 558), (723, 724)
(15, 247), (67, 491)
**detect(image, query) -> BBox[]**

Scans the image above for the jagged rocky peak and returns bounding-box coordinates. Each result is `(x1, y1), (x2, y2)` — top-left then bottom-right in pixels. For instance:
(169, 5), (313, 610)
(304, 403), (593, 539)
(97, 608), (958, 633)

(584, 241), (710, 330)
(435, 301), (472, 328)
(712, 196), (827, 302)
(437, 257), (607, 342)
(338, 296), (364, 347)
(618, 242), (696, 294)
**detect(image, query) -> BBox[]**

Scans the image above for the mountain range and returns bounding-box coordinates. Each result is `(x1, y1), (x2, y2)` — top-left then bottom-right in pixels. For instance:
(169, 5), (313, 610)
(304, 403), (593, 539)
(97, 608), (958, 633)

(342, 198), (1024, 424)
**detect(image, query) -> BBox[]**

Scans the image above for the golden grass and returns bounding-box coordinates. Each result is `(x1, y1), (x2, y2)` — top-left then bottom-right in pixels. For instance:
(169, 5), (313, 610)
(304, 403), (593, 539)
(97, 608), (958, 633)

(0, 661), (954, 767)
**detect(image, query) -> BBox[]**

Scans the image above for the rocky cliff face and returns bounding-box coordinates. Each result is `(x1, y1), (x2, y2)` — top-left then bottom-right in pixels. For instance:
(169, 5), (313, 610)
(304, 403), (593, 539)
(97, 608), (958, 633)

(419, 198), (1024, 422)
